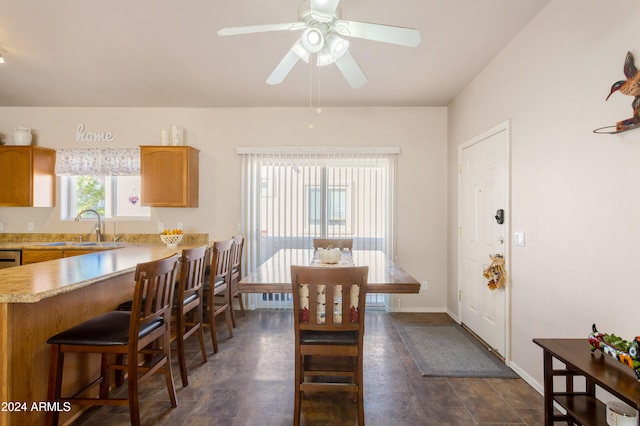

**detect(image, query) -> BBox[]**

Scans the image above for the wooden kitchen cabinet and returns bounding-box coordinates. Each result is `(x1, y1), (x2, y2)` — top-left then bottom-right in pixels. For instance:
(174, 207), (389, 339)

(21, 248), (112, 264)
(140, 146), (199, 207)
(21, 250), (63, 264)
(0, 146), (56, 207)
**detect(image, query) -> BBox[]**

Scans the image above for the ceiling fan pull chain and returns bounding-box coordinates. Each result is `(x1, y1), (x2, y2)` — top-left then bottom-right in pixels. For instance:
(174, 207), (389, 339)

(308, 60), (314, 129)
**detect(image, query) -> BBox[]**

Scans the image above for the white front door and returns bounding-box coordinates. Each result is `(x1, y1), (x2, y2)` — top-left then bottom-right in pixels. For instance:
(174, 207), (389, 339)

(459, 123), (509, 357)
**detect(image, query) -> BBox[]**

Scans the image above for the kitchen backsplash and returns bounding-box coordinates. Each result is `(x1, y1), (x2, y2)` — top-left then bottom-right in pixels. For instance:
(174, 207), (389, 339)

(0, 233), (209, 244)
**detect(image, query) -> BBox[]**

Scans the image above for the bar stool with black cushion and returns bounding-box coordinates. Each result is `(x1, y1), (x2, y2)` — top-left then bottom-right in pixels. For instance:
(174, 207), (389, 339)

(229, 235), (246, 327)
(204, 239), (234, 353)
(45, 254), (180, 426)
(313, 238), (353, 251)
(290, 265), (369, 426)
(174, 245), (209, 387)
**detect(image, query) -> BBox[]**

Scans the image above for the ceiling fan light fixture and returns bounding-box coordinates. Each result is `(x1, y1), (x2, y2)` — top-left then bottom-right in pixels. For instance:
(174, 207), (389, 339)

(301, 28), (324, 53)
(327, 34), (348, 57)
(291, 40), (311, 63)
(317, 34), (349, 66)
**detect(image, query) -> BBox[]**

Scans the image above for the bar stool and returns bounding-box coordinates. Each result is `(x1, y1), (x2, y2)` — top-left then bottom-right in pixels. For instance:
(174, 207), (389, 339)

(45, 254), (179, 426)
(116, 246), (209, 387)
(229, 235), (246, 327)
(204, 239), (234, 353)
(174, 245), (208, 386)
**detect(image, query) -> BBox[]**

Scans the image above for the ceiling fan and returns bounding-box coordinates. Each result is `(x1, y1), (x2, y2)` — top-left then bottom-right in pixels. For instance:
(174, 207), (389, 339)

(217, 0), (421, 88)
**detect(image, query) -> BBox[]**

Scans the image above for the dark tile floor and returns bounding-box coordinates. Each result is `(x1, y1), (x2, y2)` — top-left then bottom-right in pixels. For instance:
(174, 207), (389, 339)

(73, 310), (545, 425)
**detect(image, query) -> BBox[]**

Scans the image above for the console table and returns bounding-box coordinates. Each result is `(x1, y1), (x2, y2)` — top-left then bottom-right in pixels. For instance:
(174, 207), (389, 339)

(533, 338), (640, 425)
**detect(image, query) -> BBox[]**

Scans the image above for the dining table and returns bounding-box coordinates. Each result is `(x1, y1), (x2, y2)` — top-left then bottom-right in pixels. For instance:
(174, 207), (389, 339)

(238, 249), (420, 294)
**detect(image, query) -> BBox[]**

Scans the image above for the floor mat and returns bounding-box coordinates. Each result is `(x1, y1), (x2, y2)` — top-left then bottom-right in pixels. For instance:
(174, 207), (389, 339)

(395, 323), (519, 378)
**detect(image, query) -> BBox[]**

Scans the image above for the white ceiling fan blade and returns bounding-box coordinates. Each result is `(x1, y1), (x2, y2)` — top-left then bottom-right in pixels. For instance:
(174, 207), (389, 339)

(218, 22), (307, 36)
(310, 0), (341, 16)
(334, 50), (368, 88)
(266, 46), (307, 85)
(334, 20), (421, 47)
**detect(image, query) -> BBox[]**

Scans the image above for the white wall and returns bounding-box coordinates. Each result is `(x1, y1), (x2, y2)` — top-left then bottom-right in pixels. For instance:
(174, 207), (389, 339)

(0, 106), (448, 310)
(448, 0), (640, 388)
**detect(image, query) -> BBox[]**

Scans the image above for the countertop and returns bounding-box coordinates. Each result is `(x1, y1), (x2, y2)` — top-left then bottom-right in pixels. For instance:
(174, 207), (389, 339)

(0, 242), (208, 303)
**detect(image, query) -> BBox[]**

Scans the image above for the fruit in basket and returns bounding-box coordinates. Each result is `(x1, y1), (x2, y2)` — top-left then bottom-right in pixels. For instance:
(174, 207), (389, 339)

(161, 229), (183, 235)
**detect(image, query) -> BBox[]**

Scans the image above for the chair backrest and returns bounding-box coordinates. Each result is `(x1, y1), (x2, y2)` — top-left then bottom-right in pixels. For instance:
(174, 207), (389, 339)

(130, 253), (180, 333)
(209, 239), (234, 288)
(231, 235), (244, 280)
(313, 238), (353, 251)
(177, 245), (208, 304)
(291, 266), (368, 332)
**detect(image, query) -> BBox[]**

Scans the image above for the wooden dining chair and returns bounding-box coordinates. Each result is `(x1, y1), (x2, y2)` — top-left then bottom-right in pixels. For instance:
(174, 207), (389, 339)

(174, 245), (208, 387)
(229, 235), (246, 327)
(290, 265), (369, 426)
(313, 238), (353, 250)
(45, 254), (179, 426)
(204, 239), (234, 353)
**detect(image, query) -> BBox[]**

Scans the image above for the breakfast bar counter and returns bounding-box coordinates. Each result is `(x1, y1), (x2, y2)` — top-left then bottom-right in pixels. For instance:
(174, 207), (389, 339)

(0, 242), (205, 426)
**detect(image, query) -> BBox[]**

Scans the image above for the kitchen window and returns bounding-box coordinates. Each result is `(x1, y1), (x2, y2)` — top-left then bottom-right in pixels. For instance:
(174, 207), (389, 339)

(55, 147), (150, 220)
(60, 175), (150, 220)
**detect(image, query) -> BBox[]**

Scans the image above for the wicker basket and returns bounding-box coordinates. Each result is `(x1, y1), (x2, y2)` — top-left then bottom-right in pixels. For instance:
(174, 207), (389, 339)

(160, 234), (183, 249)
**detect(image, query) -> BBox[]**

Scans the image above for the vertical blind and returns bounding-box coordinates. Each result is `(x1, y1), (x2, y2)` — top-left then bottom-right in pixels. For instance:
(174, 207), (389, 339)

(238, 146), (399, 309)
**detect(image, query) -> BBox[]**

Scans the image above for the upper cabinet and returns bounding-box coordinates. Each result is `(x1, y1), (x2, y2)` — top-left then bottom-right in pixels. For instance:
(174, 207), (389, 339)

(0, 146), (56, 207)
(140, 146), (199, 207)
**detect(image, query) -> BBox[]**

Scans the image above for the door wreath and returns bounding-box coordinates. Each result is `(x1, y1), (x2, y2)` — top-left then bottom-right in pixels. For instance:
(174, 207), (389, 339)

(483, 254), (508, 290)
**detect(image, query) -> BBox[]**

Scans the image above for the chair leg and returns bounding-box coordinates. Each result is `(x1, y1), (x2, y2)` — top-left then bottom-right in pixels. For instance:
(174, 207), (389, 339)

(225, 298), (234, 339)
(99, 353), (110, 399)
(293, 353), (302, 426)
(230, 300), (237, 328)
(127, 352), (141, 426)
(114, 354), (125, 386)
(209, 303), (219, 354)
(196, 306), (208, 363)
(45, 345), (64, 426)
(237, 292), (246, 316)
(176, 316), (189, 387)
(357, 356), (365, 425)
(163, 332), (178, 407)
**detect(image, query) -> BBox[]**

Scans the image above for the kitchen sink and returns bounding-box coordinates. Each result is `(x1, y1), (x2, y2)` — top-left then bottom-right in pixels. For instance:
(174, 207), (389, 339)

(36, 242), (122, 248)
(74, 242), (121, 247)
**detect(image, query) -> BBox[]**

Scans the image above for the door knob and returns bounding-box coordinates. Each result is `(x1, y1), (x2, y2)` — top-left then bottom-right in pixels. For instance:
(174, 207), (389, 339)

(495, 209), (504, 224)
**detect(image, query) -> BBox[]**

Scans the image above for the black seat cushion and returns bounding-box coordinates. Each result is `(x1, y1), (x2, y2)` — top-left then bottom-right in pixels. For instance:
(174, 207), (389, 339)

(182, 293), (198, 306)
(47, 311), (163, 346)
(204, 278), (226, 292)
(300, 330), (359, 345)
(117, 299), (136, 311)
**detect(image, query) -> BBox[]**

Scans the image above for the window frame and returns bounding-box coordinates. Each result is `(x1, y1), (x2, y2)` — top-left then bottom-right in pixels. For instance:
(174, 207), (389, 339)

(60, 175), (150, 221)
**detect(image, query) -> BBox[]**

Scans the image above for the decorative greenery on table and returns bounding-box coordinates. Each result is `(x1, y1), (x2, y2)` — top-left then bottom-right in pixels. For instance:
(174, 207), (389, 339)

(589, 324), (640, 379)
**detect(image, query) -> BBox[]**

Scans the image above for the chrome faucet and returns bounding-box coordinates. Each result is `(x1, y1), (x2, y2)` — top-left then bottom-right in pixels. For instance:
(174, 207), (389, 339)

(74, 209), (104, 242)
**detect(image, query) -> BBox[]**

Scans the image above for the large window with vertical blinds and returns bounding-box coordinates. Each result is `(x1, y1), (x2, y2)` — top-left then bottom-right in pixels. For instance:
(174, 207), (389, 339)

(238, 146), (399, 309)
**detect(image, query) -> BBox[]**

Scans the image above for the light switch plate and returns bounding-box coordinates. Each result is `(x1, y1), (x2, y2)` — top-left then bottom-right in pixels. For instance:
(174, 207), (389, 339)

(514, 231), (525, 247)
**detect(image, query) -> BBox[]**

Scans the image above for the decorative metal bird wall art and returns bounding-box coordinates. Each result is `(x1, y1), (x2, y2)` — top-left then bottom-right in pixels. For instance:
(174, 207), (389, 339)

(595, 51), (640, 133)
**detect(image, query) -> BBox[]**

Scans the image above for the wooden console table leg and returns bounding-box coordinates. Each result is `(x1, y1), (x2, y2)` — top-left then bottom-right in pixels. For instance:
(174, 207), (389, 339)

(543, 350), (554, 426)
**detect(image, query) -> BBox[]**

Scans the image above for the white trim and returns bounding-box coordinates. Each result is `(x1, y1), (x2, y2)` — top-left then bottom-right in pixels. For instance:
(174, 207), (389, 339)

(236, 146), (400, 155)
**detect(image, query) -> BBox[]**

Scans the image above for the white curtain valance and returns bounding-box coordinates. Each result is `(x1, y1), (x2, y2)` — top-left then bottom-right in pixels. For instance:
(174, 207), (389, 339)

(55, 148), (140, 176)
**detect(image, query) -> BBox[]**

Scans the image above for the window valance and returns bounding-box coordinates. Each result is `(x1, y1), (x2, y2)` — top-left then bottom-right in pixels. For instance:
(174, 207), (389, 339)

(55, 148), (140, 176)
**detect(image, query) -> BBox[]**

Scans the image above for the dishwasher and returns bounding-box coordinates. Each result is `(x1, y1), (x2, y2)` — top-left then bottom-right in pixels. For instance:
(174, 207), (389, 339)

(0, 250), (21, 268)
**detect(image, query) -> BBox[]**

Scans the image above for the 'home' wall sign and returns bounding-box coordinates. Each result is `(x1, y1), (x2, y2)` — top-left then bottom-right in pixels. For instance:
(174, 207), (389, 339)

(76, 123), (115, 142)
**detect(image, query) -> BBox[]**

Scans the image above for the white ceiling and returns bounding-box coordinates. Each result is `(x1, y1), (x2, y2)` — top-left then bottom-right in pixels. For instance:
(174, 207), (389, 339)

(0, 0), (550, 108)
